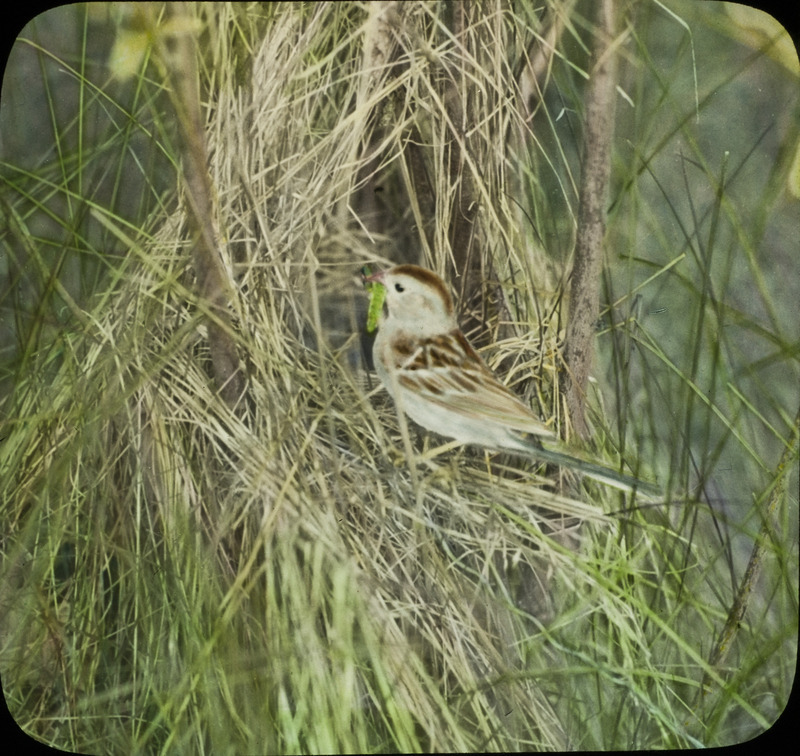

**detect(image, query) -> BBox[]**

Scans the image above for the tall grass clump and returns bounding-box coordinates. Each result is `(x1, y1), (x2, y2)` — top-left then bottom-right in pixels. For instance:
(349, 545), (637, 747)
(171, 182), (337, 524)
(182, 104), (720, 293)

(1, 2), (797, 751)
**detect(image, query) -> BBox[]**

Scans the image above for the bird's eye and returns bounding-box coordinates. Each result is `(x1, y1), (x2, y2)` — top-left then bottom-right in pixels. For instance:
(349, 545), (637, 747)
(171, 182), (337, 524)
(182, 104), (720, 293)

(394, 283), (405, 293)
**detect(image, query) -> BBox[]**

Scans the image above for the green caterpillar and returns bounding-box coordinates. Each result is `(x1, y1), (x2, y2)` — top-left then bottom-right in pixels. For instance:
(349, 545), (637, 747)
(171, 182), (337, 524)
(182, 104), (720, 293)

(361, 265), (386, 333)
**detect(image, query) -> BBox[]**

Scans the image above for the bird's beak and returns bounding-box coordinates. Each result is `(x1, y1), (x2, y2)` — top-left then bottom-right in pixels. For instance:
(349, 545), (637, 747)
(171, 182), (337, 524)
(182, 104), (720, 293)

(362, 267), (385, 285)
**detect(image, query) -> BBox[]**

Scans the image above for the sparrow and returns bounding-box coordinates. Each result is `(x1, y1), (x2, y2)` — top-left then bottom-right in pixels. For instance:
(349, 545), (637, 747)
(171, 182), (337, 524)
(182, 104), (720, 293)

(364, 264), (659, 496)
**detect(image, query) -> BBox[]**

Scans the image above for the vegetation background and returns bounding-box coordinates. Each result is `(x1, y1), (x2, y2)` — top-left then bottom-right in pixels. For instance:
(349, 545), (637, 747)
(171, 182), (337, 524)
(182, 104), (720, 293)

(1, 1), (797, 752)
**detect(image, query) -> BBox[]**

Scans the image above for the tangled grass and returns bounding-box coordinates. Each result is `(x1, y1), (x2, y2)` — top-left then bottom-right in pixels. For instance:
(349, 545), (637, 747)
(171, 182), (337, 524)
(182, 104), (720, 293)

(1, 2), (797, 751)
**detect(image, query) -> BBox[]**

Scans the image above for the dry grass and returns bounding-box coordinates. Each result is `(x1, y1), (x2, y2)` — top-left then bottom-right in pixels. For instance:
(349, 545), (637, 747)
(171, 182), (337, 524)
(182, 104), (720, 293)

(1, 2), (797, 751)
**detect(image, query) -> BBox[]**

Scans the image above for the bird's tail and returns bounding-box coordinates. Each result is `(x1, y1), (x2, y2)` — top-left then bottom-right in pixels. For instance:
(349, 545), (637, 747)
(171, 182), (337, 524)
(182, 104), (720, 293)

(523, 443), (661, 498)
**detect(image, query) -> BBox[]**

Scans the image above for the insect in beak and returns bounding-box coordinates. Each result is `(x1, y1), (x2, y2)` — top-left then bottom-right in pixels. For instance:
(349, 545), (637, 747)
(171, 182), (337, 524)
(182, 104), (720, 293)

(361, 265), (387, 333)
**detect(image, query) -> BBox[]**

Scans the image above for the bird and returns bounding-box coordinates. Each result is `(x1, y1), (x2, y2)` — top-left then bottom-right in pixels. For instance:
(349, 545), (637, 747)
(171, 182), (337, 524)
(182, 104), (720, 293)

(363, 263), (659, 496)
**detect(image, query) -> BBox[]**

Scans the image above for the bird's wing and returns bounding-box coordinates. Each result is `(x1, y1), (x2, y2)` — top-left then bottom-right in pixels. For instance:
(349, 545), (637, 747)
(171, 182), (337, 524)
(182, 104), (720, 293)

(394, 330), (555, 439)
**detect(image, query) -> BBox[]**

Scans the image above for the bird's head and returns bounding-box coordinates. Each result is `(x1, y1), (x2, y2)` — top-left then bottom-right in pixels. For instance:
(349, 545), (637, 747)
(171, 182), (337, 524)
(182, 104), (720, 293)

(366, 265), (457, 338)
